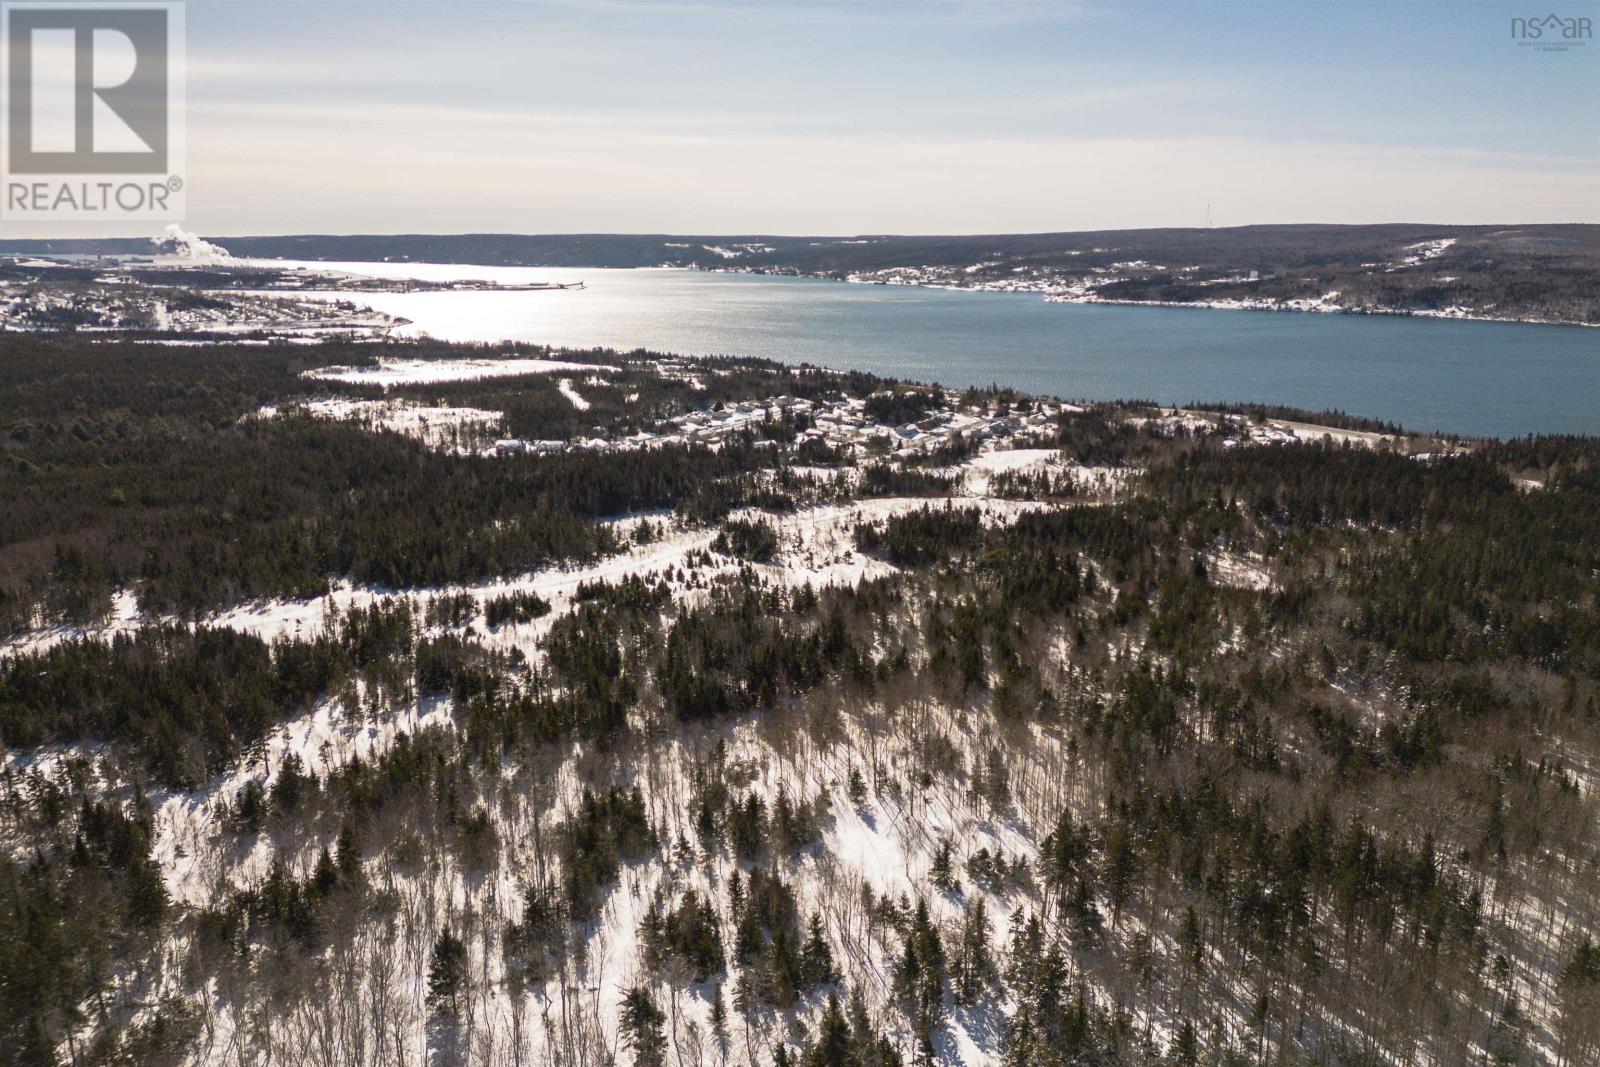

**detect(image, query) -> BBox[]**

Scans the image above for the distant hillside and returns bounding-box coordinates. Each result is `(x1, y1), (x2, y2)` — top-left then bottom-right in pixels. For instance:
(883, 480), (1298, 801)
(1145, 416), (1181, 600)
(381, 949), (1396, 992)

(13, 223), (1600, 272)
(8, 223), (1600, 323)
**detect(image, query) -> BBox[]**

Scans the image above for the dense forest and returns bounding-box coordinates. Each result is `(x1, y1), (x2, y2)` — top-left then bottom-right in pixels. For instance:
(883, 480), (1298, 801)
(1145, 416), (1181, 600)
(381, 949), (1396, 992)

(1, 335), (1598, 1066)
(0, 337), (880, 631)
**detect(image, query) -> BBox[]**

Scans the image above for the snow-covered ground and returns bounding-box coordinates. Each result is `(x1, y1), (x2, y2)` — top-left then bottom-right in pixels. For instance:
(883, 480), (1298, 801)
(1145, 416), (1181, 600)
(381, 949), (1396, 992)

(255, 397), (507, 450)
(1202, 550), (1275, 592)
(0, 493), (1046, 665)
(1397, 238), (1457, 265)
(557, 378), (591, 411)
(1262, 418), (1399, 449)
(958, 447), (1130, 498)
(0, 484), (1075, 1066)
(1, 414), (1580, 1066)
(1053, 289), (1351, 315)
(308, 356), (617, 387)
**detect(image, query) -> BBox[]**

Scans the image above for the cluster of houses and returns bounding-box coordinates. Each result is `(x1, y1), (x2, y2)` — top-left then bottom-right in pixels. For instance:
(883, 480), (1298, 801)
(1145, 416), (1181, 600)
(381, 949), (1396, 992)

(0, 271), (397, 336)
(493, 392), (1064, 460)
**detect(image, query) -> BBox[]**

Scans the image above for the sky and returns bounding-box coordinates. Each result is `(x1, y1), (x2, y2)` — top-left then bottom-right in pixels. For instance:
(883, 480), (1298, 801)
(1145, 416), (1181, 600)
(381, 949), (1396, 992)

(5, 0), (1598, 237)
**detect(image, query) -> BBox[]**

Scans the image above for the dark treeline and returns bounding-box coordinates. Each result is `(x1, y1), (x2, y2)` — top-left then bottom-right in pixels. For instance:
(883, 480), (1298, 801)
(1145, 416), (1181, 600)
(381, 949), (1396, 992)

(0, 598), (425, 785)
(1146, 444), (1600, 676)
(0, 344), (796, 630)
(0, 796), (171, 1067)
(0, 336), (933, 634)
(4, 412), (789, 626)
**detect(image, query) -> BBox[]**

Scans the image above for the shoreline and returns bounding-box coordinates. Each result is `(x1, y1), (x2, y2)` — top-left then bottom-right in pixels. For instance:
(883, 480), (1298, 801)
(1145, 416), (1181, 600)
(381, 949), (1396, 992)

(1046, 292), (1600, 329)
(116, 254), (1593, 330)
(698, 265), (1600, 330)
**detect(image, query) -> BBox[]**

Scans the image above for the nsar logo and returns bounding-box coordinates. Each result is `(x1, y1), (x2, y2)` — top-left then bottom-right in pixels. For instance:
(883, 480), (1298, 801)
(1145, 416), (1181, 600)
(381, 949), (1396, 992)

(1510, 12), (1592, 51)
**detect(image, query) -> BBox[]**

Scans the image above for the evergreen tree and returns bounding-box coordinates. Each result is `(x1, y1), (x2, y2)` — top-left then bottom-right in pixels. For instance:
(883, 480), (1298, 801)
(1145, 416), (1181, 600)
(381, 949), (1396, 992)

(123, 857), (169, 927)
(710, 982), (728, 1051)
(848, 986), (904, 1067)
(311, 846), (338, 897)
(930, 838), (956, 893)
(894, 899), (946, 1064)
(1557, 937), (1600, 1064)
(848, 766), (869, 806)
(1181, 905), (1204, 976)
(801, 913), (838, 986)
(1171, 1019), (1199, 1066)
(427, 927), (469, 1017)
(334, 821), (362, 880)
(272, 751), (309, 813)
(982, 746), (1011, 812)
(806, 994), (853, 1067)
(951, 897), (995, 1005)
(621, 985), (667, 1067)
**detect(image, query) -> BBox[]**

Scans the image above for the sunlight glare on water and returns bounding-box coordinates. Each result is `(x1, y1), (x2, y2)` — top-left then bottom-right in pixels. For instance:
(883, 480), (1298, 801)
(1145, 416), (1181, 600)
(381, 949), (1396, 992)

(280, 261), (1600, 438)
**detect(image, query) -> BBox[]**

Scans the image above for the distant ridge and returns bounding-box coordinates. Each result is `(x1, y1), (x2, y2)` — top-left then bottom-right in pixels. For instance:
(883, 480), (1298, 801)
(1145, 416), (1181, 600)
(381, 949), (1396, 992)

(8, 223), (1598, 324)
(6, 223), (1598, 270)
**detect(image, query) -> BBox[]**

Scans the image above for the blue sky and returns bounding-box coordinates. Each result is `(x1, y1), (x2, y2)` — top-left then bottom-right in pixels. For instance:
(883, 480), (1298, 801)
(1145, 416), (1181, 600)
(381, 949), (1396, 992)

(18, 0), (1600, 235)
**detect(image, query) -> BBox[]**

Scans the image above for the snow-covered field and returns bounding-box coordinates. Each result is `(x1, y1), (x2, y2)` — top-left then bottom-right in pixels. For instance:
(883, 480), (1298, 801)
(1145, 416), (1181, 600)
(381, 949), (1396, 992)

(308, 357), (617, 387)
(958, 447), (1131, 498)
(256, 397), (508, 450)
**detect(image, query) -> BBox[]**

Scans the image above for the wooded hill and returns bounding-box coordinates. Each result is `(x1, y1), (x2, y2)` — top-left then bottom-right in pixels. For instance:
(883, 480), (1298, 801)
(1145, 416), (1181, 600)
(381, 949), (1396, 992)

(2, 337), (1599, 1066)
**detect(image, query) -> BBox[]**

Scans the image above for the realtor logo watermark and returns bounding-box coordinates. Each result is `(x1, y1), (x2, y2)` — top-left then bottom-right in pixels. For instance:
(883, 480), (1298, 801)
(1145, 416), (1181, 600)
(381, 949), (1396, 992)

(1511, 12), (1592, 52)
(2, 2), (184, 220)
